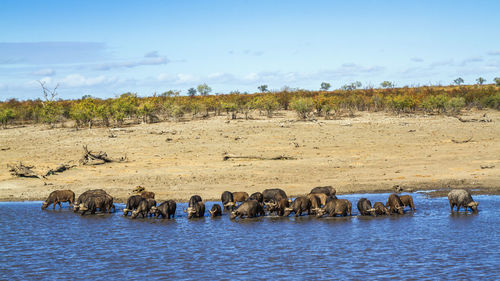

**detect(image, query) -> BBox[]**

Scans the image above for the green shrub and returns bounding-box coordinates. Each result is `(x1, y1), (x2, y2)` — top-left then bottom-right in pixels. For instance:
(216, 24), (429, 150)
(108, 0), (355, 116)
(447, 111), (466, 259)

(481, 93), (500, 110)
(290, 97), (314, 119)
(251, 95), (280, 117)
(421, 94), (448, 113)
(70, 98), (96, 128)
(0, 108), (16, 128)
(445, 97), (465, 113)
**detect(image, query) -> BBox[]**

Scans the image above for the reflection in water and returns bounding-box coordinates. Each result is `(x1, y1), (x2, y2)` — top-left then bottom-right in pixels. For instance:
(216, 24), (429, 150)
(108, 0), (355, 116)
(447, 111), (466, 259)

(0, 193), (499, 279)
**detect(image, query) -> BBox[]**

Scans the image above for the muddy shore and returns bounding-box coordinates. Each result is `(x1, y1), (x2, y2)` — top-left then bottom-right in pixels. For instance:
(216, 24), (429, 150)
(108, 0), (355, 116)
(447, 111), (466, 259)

(1, 110), (499, 202)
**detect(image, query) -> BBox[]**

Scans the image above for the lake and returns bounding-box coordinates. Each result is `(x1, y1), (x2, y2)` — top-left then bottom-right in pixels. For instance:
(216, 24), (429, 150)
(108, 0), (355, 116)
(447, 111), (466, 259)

(0, 192), (499, 280)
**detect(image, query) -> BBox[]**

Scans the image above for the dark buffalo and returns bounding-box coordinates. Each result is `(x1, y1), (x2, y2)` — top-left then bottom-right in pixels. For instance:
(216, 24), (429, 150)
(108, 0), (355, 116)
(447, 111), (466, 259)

(249, 192), (264, 203)
(230, 200), (264, 219)
(186, 201), (205, 219)
(266, 198), (289, 216)
(316, 198), (350, 217)
(448, 189), (479, 212)
(131, 198), (157, 219)
(338, 199), (352, 216)
(123, 195), (143, 216)
(140, 191), (155, 199)
(209, 204), (222, 217)
(325, 195), (338, 205)
(221, 191), (235, 211)
(74, 189), (108, 212)
(306, 194), (322, 214)
(400, 195), (415, 211)
(262, 188), (288, 202)
(386, 194), (404, 214)
(189, 195), (203, 207)
(309, 193), (328, 206)
(310, 186), (336, 196)
(357, 198), (376, 216)
(79, 193), (115, 215)
(373, 202), (390, 215)
(233, 192), (249, 203)
(41, 190), (75, 210)
(283, 196), (312, 217)
(152, 200), (176, 219)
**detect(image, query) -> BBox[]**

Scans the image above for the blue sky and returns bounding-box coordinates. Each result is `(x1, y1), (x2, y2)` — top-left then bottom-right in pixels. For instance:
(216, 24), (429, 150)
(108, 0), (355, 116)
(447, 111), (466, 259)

(1, 0), (499, 100)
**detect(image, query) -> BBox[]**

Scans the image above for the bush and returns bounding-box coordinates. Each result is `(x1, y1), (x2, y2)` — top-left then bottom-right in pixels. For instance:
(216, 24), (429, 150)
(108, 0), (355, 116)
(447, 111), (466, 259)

(0, 108), (16, 128)
(386, 95), (416, 113)
(445, 97), (465, 114)
(421, 94), (448, 113)
(70, 98), (96, 128)
(290, 97), (314, 119)
(251, 95), (280, 117)
(221, 102), (238, 119)
(39, 102), (63, 127)
(481, 93), (500, 110)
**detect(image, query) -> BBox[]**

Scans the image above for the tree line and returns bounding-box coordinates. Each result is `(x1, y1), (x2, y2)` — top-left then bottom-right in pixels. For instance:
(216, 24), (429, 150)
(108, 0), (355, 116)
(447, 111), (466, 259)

(1, 82), (500, 129)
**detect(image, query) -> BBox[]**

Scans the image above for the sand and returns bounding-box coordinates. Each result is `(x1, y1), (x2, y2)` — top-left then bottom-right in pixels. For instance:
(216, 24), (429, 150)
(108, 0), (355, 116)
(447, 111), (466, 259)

(1, 110), (499, 202)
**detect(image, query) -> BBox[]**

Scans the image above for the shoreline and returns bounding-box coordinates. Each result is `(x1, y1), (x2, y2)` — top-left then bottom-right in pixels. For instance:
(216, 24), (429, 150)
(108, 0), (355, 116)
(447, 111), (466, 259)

(1, 180), (498, 203)
(1, 110), (499, 203)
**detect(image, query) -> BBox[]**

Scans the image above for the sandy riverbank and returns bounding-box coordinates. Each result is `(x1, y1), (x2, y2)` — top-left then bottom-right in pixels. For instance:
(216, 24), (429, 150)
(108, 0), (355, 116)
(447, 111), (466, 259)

(1, 110), (499, 202)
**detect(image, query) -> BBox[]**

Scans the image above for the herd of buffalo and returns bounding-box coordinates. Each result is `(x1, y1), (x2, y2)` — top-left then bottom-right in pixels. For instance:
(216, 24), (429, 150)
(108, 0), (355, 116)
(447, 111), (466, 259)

(40, 186), (480, 219)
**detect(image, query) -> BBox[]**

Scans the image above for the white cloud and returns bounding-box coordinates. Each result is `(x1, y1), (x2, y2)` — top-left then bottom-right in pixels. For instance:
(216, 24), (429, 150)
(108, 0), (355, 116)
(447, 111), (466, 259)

(31, 68), (56, 76)
(411, 57), (424, 63)
(95, 56), (169, 71)
(157, 73), (198, 84)
(60, 74), (118, 87)
(460, 57), (483, 66)
(144, 51), (159, 58)
(487, 51), (500, 56)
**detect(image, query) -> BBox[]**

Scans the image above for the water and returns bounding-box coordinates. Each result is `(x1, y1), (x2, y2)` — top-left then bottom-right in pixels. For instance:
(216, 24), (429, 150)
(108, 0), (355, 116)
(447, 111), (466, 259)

(1, 193), (499, 280)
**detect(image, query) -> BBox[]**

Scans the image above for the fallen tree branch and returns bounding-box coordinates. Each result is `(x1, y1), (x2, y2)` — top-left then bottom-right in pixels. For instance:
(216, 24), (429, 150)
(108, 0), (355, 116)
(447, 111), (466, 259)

(456, 116), (492, 123)
(223, 154), (296, 161)
(451, 137), (473, 144)
(79, 145), (127, 165)
(45, 163), (76, 176)
(7, 162), (43, 179)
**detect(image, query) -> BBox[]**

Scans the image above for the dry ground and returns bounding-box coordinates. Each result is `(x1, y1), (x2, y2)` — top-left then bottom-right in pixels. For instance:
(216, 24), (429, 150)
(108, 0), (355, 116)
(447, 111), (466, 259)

(1, 110), (499, 202)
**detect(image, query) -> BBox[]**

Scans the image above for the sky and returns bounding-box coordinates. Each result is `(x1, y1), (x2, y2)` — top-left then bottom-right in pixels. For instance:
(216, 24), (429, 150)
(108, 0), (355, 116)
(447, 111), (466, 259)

(1, 0), (499, 100)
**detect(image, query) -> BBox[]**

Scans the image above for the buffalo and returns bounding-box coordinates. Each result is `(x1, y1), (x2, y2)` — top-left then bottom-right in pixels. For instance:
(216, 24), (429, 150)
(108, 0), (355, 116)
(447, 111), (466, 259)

(131, 198), (156, 219)
(74, 189), (108, 212)
(153, 200), (176, 219)
(185, 201), (205, 219)
(266, 198), (289, 216)
(283, 196), (312, 217)
(79, 193), (115, 215)
(306, 194), (322, 214)
(41, 190), (75, 210)
(386, 194), (404, 214)
(230, 200), (264, 219)
(233, 192), (249, 203)
(189, 195), (203, 207)
(400, 195), (415, 211)
(262, 188), (288, 202)
(373, 202), (390, 215)
(325, 195), (338, 205)
(357, 198), (376, 216)
(249, 192), (264, 203)
(448, 189), (479, 212)
(123, 195), (143, 216)
(309, 193), (328, 206)
(140, 191), (155, 199)
(221, 191), (235, 211)
(316, 198), (350, 217)
(209, 204), (222, 217)
(310, 186), (336, 196)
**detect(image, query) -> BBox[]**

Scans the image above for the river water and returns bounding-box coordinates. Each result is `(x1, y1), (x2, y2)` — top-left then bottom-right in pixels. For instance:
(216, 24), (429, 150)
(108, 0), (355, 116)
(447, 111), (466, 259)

(0, 192), (499, 280)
